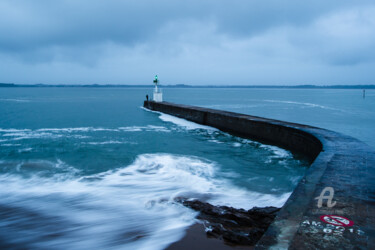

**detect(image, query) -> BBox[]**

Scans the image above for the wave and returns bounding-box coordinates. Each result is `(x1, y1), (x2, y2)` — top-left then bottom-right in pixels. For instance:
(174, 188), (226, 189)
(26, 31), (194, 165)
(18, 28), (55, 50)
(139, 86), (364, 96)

(36, 127), (116, 132)
(0, 153), (291, 249)
(93, 153), (290, 209)
(0, 98), (30, 103)
(141, 106), (217, 131)
(208, 139), (224, 144)
(260, 145), (291, 158)
(159, 113), (217, 131)
(0, 125), (170, 142)
(204, 131), (293, 163)
(18, 148), (33, 153)
(264, 99), (342, 111)
(0, 159), (80, 179)
(84, 141), (132, 145)
(0, 143), (21, 147)
(118, 125), (170, 133)
(2, 131), (64, 140)
(0, 128), (31, 132)
(0, 126), (169, 135)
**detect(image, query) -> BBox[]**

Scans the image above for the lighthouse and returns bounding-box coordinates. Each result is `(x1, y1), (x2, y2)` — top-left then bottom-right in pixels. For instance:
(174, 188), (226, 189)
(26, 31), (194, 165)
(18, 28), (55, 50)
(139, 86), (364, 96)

(153, 75), (163, 102)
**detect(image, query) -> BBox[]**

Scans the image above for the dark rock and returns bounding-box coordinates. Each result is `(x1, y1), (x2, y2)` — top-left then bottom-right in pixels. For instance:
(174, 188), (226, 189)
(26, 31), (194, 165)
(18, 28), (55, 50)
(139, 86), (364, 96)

(175, 198), (280, 246)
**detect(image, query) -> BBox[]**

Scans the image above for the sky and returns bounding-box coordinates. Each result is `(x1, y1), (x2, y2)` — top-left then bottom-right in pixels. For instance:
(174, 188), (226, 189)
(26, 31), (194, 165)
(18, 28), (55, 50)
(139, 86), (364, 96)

(0, 0), (375, 85)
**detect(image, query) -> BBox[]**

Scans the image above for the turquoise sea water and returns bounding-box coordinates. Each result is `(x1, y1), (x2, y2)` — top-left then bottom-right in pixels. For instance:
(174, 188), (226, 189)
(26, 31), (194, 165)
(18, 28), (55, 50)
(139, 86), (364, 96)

(0, 87), (373, 249)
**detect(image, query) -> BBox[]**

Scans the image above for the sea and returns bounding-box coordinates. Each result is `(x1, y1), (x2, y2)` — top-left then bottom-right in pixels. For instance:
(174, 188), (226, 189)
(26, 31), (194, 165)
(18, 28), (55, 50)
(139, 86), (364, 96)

(0, 87), (373, 249)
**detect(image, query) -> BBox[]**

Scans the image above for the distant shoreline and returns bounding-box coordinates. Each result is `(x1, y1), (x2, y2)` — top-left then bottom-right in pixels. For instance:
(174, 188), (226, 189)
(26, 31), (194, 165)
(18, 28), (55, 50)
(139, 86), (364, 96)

(1, 83), (375, 89)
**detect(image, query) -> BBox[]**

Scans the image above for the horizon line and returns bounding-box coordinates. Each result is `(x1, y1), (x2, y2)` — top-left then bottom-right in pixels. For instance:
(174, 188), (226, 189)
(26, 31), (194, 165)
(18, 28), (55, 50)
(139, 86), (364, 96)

(1, 83), (375, 89)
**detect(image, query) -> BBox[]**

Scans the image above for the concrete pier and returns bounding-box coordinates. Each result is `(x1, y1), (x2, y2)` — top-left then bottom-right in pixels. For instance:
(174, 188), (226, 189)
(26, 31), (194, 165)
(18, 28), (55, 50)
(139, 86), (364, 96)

(144, 100), (375, 249)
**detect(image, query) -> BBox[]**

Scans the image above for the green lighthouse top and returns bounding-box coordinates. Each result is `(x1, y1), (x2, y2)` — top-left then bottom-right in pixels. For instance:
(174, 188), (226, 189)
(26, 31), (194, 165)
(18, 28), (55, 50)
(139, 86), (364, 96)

(153, 75), (158, 84)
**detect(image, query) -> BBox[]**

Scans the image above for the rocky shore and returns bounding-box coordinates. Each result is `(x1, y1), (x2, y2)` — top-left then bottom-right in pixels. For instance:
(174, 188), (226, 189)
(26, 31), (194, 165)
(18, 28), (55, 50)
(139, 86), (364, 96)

(175, 198), (280, 246)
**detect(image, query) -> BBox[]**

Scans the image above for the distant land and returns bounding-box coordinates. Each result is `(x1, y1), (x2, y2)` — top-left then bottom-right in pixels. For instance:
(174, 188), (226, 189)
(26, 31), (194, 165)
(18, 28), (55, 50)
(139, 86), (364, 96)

(1, 83), (375, 89)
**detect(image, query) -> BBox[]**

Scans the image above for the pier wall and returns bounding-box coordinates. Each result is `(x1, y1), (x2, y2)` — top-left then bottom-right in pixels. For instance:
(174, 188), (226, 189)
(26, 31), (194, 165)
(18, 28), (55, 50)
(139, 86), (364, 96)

(144, 100), (375, 249)
(144, 101), (322, 161)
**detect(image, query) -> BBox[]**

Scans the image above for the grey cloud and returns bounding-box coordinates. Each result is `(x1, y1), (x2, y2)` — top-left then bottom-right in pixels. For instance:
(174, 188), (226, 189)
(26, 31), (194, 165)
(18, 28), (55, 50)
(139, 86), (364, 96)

(0, 1), (205, 51)
(0, 0), (375, 84)
(2, 0), (373, 51)
(287, 6), (375, 66)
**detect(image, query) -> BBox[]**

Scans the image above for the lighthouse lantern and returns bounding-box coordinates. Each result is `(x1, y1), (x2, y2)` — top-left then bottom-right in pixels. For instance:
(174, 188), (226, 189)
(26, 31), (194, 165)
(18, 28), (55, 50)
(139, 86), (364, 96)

(153, 75), (163, 102)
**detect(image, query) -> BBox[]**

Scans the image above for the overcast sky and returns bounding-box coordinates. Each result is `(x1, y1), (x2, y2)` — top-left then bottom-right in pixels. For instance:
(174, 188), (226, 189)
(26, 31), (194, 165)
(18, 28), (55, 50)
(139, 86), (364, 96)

(1, 0), (374, 85)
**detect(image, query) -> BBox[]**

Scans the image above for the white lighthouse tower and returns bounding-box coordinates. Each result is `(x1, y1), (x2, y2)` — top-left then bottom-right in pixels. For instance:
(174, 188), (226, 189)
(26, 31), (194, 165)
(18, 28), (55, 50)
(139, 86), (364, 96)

(153, 75), (163, 102)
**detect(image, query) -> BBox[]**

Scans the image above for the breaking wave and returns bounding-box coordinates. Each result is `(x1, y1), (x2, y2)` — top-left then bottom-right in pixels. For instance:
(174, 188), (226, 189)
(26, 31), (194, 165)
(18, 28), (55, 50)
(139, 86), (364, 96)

(0, 153), (291, 249)
(141, 107), (217, 131)
(0, 125), (170, 142)
(158, 113), (217, 131)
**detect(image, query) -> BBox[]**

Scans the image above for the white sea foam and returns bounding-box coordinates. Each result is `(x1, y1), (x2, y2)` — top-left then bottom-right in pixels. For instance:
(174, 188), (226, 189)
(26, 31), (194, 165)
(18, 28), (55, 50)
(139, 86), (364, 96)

(37, 127), (119, 132)
(85, 141), (130, 145)
(119, 125), (170, 133)
(71, 135), (91, 139)
(102, 153), (290, 209)
(0, 174), (194, 249)
(0, 98), (30, 103)
(1, 125), (170, 142)
(35, 126), (169, 133)
(140, 106), (158, 113)
(0, 159), (80, 180)
(208, 139), (224, 144)
(142, 106), (217, 131)
(18, 148), (33, 153)
(2, 131), (63, 140)
(0, 128), (31, 133)
(240, 138), (256, 144)
(0, 155), (201, 249)
(0, 153), (292, 249)
(264, 99), (341, 111)
(146, 125), (171, 132)
(159, 113), (217, 131)
(1, 143), (21, 146)
(118, 126), (143, 132)
(260, 144), (292, 159)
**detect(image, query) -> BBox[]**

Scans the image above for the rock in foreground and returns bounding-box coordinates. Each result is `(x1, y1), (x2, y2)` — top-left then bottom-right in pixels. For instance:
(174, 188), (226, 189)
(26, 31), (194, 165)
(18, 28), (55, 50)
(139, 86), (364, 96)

(175, 198), (280, 246)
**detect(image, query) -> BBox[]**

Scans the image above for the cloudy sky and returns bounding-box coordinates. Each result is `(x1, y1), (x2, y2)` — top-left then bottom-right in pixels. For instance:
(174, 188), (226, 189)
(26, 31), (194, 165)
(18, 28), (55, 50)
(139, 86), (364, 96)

(1, 0), (374, 85)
